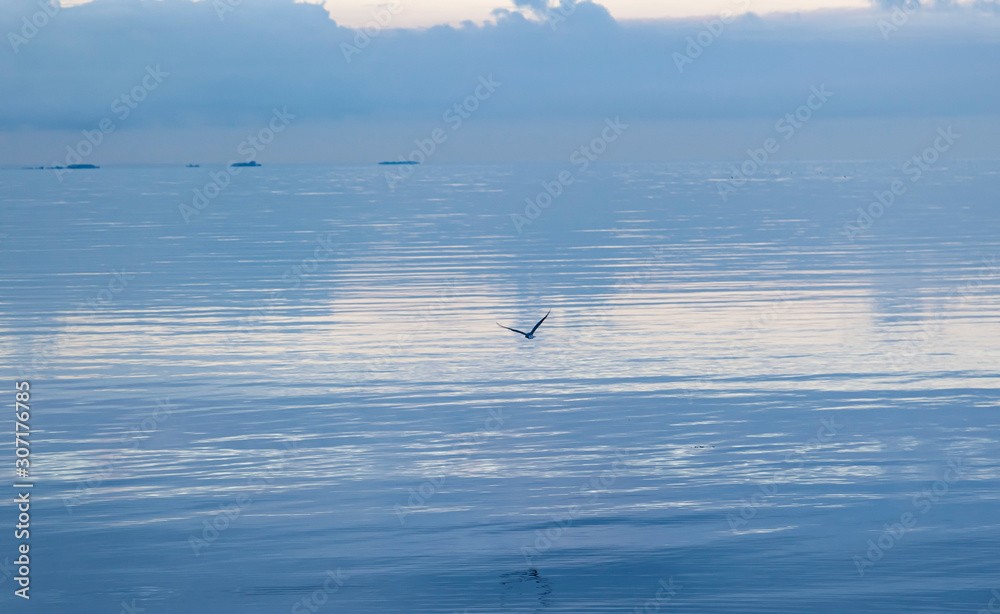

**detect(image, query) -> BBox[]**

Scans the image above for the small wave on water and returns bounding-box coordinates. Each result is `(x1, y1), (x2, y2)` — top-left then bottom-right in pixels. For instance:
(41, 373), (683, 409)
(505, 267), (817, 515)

(1, 162), (998, 612)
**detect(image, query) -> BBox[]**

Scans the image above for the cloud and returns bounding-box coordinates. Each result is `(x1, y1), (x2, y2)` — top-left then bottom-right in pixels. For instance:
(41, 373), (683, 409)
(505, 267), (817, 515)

(1, 0), (998, 162)
(511, 0), (551, 13)
(972, 0), (1000, 11)
(869, 0), (920, 8)
(869, 0), (1000, 9)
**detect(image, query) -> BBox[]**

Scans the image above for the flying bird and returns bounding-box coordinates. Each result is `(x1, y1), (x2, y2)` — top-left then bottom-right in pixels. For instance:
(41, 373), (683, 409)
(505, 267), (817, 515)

(497, 311), (550, 339)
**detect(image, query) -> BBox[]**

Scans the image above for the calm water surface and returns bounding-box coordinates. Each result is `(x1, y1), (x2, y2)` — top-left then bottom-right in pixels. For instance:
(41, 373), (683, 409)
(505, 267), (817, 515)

(1, 162), (999, 612)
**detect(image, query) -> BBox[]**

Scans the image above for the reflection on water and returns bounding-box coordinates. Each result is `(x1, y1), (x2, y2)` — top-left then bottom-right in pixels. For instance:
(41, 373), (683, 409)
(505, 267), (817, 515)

(1, 161), (999, 613)
(501, 569), (553, 612)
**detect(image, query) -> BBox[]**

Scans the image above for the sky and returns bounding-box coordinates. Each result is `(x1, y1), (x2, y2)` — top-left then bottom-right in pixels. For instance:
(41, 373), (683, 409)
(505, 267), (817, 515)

(49, 0), (986, 27)
(1, 0), (999, 165)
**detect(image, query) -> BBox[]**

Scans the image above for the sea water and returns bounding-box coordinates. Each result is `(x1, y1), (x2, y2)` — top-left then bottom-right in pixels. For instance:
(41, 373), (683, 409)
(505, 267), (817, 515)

(1, 161), (998, 612)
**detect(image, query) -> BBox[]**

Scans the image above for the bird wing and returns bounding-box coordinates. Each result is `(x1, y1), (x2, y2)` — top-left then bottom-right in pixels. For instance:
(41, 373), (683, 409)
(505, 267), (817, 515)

(497, 323), (528, 335)
(529, 311), (551, 335)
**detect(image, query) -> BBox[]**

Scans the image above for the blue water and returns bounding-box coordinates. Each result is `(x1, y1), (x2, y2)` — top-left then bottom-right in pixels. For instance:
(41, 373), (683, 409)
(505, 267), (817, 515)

(1, 161), (999, 612)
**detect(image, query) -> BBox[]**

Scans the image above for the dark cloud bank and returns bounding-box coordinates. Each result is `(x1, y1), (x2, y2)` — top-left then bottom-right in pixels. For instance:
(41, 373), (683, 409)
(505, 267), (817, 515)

(1, 0), (999, 164)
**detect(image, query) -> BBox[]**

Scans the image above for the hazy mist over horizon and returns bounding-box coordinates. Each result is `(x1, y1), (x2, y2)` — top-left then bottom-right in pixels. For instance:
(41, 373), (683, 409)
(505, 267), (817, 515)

(2, 0), (1000, 166)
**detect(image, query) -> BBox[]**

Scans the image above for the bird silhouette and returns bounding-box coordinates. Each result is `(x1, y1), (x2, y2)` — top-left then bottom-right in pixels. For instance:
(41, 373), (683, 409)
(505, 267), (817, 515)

(497, 311), (550, 339)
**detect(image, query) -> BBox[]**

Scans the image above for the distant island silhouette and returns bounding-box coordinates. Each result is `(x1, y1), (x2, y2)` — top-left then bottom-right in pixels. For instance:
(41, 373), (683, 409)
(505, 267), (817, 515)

(186, 164), (200, 168)
(378, 161), (419, 165)
(231, 161), (261, 167)
(27, 164), (99, 170)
